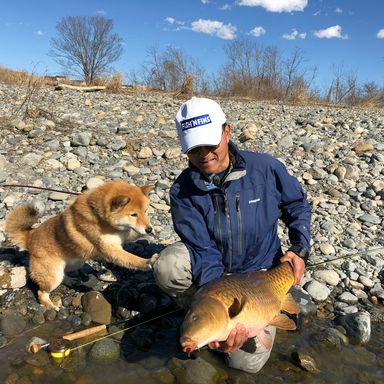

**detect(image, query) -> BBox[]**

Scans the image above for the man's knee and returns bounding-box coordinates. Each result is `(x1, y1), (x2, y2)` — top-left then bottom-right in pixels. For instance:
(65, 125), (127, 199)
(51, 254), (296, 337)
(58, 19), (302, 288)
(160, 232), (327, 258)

(226, 326), (276, 373)
(153, 242), (192, 295)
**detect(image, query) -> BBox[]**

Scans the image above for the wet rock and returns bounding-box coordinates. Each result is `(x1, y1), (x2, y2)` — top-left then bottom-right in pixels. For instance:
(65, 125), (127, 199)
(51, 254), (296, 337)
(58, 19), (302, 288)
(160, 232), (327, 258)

(24, 350), (51, 367)
(131, 327), (154, 350)
(316, 327), (349, 348)
(0, 313), (27, 336)
(81, 291), (112, 324)
(336, 311), (371, 345)
(290, 287), (317, 316)
(90, 339), (120, 360)
(170, 355), (223, 384)
(152, 367), (175, 384)
(26, 337), (48, 353)
(138, 293), (157, 314)
(291, 350), (320, 373)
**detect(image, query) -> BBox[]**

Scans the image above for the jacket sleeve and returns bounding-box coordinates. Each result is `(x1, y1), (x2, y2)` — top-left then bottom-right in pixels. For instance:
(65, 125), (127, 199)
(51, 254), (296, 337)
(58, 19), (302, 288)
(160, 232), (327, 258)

(273, 159), (312, 251)
(170, 181), (224, 287)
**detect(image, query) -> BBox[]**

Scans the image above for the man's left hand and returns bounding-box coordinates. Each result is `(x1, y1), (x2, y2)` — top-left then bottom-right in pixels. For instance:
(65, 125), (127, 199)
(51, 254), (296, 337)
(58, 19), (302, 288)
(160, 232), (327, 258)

(280, 251), (305, 285)
(208, 323), (249, 353)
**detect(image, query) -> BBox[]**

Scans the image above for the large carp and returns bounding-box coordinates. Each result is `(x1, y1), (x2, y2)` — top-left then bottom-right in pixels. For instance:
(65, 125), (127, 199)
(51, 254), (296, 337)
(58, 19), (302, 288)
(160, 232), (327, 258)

(180, 261), (299, 353)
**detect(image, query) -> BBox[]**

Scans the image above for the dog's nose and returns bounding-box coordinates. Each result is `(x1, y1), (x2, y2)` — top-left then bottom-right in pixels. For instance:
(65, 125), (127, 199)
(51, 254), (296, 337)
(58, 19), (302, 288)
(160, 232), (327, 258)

(145, 226), (152, 234)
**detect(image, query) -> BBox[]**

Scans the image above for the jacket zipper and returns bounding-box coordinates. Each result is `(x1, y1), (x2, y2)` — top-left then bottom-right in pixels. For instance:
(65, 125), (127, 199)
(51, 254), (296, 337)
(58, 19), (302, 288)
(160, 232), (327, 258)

(235, 192), (242, 259)
(224, 192), (233, 272)
(213, 195), (224, 254)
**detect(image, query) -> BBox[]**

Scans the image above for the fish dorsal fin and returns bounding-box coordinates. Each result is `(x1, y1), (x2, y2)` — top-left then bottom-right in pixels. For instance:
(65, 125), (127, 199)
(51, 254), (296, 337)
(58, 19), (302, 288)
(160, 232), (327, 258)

(228, 297), (246, 318)
(269, 313), (297, 330)
(281, 293), (300, 314)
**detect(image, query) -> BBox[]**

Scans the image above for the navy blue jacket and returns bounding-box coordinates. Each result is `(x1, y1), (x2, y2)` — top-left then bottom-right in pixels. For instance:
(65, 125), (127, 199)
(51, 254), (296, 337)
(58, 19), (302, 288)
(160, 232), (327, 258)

(170, 142), (312, 287)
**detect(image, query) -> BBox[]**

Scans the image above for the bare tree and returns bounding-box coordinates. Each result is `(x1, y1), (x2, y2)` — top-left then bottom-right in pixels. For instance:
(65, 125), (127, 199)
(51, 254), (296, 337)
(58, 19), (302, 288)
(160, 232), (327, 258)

(282, 47), (318, 101)
(50, 16), (123, 84)
(142, 46), (205, 94)
(326, 64), (358, 104)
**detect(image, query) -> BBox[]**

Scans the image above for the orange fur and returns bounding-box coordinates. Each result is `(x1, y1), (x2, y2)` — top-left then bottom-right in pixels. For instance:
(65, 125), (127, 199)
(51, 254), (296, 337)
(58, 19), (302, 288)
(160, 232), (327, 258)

(5, 180), (156, 310)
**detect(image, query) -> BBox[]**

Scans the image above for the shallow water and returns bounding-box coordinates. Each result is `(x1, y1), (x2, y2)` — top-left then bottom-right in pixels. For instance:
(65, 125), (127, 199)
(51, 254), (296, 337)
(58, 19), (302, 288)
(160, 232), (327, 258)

(1, 313), (383, 384)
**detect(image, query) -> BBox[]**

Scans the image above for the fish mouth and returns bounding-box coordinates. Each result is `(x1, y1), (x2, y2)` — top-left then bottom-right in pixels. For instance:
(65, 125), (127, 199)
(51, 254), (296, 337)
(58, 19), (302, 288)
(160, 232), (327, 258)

(180, 337), (198, 353)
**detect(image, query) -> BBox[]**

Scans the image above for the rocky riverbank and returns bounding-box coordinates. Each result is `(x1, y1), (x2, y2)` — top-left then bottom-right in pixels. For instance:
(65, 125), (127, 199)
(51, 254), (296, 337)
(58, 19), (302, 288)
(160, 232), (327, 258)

(0, 83), (383, 383)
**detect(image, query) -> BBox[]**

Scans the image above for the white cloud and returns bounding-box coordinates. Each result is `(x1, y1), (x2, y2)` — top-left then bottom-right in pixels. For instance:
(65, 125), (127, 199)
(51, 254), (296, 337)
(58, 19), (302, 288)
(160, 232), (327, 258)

(220, 4), (232, 10)
(377, 29), (384, 39)
(36, 30), (43, 36)
(165, 17), (175, 24)
(314, 25), (348, 39)
(282, 28), (306, 40)
(96, 10), (106, 15)
(201, 0), (210, 3)
(335, 7), (343, 14)
(238, 0), (307, 13)
(249, 26), (266, 37)
(191, 19), (236, 40)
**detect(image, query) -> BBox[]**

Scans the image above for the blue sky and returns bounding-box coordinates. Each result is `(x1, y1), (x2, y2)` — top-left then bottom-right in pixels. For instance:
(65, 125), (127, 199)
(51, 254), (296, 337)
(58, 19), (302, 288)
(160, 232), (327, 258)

(1, 0), (383, 90)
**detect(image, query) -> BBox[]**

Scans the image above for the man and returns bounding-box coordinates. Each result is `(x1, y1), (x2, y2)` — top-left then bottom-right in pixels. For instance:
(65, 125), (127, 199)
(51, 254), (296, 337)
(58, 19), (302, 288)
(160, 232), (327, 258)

(153, 97), (311, 373)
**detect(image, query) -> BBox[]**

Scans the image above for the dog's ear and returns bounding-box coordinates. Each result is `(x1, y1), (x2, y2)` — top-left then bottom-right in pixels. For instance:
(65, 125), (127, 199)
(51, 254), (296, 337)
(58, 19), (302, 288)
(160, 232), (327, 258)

(141, 184), (154, 196)
(111, 196), (130, 211)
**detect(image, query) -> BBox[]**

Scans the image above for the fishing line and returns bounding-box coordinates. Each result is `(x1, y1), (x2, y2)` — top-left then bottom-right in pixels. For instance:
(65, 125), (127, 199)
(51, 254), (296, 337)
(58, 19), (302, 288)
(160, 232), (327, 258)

(36, 306), (181, 361)
(0, 183), (80, 195)
(306, 246), (384, 270)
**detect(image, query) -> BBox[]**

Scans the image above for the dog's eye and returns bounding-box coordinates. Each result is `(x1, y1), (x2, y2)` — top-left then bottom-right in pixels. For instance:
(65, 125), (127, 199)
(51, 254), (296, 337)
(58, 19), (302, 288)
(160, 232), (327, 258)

(130, 213), (138, 217)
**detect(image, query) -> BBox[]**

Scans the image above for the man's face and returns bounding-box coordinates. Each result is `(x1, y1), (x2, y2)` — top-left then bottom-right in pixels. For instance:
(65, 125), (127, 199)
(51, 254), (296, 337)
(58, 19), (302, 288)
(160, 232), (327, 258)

(187, 125), (231, 175)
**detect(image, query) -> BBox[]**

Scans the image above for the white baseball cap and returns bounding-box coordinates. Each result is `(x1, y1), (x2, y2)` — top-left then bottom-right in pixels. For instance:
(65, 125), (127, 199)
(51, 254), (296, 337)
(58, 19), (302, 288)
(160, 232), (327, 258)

(175, 97), (226, 153)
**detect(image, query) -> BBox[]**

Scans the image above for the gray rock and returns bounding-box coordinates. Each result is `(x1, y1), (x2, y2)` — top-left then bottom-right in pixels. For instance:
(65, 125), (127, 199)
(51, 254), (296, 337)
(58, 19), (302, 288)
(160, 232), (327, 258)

(336, 311), (371, 345)
(338, 291), (359, 305)
(90, 339), (120, 360)
(304, 280), (331, 302)
(312, 269), (340, 286)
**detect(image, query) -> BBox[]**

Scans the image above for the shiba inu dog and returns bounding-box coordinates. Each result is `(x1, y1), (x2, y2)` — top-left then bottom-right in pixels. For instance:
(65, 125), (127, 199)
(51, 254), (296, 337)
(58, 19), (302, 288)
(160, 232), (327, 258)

(5, 180), (157, 310)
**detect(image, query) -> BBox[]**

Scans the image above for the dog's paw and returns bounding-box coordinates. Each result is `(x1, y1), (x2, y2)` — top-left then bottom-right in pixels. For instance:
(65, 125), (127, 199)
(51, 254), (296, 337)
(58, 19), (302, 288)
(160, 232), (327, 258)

(146, 253), (159, 270)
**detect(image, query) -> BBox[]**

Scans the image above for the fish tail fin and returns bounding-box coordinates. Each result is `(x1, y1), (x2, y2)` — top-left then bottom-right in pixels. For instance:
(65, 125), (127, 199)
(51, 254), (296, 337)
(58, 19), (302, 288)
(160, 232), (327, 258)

(281, 293), (300, 314)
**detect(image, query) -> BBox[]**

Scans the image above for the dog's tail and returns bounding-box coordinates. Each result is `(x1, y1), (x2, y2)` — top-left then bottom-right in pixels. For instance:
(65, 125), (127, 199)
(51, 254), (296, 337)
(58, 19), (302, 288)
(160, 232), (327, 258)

(5, 205), (39, 249)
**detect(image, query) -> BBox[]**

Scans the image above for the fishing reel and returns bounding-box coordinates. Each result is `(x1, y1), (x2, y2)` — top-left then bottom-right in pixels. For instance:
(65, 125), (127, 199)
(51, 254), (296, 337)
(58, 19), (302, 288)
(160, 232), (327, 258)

(30, 338), (72, 363)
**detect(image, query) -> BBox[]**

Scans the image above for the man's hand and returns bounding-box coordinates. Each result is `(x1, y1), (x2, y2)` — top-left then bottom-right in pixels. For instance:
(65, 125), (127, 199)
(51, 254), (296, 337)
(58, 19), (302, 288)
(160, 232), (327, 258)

(208, 323), (249, 353)
(280, 251), (305, 285)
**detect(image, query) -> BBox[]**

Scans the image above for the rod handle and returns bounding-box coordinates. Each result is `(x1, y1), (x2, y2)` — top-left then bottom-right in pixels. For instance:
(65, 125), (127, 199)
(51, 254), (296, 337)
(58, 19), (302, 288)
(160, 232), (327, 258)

(62, 324), (107, 341)
(30, 344), (42, 353)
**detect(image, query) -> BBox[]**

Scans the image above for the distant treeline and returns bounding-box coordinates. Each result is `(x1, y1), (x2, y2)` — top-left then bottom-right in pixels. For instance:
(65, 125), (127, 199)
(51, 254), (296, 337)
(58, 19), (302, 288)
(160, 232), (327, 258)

(2, 38), (383, 108)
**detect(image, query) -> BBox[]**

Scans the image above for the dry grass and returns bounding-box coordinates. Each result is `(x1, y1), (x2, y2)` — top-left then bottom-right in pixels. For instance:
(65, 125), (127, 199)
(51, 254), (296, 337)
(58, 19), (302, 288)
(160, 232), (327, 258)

(0, 66), (38, 85)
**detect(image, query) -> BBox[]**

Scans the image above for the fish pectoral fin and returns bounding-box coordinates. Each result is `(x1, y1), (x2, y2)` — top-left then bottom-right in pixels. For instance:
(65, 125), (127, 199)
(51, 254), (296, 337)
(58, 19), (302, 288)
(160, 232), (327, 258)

(269, 313), (297, 330)
(228, 296), (247, 318)
(281, 293), (300, 314)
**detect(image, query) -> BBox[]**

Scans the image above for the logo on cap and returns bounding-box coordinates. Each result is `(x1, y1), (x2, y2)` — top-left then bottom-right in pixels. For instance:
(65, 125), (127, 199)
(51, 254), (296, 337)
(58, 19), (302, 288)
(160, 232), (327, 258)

(181, 114), (211, 131)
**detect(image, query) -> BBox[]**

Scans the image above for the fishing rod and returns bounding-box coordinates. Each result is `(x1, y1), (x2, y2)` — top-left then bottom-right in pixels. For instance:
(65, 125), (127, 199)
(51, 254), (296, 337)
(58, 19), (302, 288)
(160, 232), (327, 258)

(306, 246), (384, 270)
(30, 305), (181, 361)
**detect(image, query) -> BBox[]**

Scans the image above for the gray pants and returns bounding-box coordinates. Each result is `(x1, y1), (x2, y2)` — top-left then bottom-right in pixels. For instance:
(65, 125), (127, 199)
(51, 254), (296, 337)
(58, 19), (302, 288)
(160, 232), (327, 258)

(153, 242), (276, 373)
